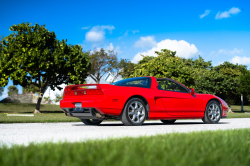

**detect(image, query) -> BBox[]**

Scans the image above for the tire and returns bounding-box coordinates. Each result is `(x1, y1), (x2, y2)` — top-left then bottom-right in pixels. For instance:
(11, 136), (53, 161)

(161, 119), (176, 124)
(81, 119), (103, 125)
(202, 100), (221, 124)
(121, 98), (146, 126)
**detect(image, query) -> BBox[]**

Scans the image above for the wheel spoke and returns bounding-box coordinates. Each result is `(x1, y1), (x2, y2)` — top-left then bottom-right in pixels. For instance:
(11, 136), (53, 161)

(208, 111), (212, 115)
(129, 105), (135, 110)
(131, 115), (136, 121)
(129, 111), (134, 115)
(135, 102), (138, 109)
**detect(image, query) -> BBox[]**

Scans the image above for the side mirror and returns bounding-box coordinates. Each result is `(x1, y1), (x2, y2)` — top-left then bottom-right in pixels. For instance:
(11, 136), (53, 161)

(190, 88), (195, 95)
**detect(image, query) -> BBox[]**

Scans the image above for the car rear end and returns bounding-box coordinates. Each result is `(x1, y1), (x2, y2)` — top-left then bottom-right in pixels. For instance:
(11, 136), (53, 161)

(60, 84), (109, 120)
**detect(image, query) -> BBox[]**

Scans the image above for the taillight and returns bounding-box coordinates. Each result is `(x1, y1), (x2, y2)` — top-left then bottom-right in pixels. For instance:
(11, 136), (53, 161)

(63, 85), (103, 97)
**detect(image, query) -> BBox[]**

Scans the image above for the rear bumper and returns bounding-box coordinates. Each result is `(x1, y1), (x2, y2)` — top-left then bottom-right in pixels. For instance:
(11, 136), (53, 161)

(60, 98), (122, 116)
(62, 108), (99, 119)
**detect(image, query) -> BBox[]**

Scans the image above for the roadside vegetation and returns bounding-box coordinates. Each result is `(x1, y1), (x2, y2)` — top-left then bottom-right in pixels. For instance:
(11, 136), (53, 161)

(0, 103), (250, 123)
(1, 128), (250, 166)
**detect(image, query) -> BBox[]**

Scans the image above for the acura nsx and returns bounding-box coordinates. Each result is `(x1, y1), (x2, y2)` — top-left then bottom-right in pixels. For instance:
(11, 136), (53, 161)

(60, 77), (228, 126)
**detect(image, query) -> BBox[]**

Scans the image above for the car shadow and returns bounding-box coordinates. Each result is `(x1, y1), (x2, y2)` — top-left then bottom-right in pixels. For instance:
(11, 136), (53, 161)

(72, 121), (229, 126)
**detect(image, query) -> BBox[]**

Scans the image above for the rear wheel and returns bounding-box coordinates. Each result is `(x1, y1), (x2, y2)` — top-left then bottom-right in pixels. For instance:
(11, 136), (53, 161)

(202, 100), (221, 124)
(81, 119), (103, 125)
(121, 98), (146, 126)
(161, 119), (176, 124)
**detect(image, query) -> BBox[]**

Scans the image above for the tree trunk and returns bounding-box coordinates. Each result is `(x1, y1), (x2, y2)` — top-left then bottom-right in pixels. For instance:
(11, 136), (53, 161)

(227, 92), (234, 113)
(34, 87), (46, 114)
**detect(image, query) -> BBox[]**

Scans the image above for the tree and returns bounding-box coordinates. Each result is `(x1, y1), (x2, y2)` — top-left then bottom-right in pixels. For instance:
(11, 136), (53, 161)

(0, 22), (91, 113)
(54, 93), (63, 103)
(89, 48), (117, 83)
(0, 87), (3, 96)
(239, 69), (250, 111)
(193, 67), (226, 94)
(110, 59), (136, 82)
(0, 35), (4, 45)
(22, 84), (39, 94)
(7, 85), (18, 96)
(130, 49), (195, 87)
(239, 69), (250, 94)
(213, 62), (246, 108)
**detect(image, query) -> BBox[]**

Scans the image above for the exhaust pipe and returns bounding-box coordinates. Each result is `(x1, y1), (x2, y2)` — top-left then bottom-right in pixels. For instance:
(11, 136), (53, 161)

(95, 113), (105, 119)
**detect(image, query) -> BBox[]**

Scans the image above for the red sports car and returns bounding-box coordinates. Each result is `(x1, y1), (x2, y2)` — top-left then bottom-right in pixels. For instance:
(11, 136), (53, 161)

(60, 76), (228, 126)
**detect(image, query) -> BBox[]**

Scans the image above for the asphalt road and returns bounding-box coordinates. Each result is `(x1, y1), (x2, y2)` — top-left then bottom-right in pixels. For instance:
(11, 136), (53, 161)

(1, 118), (250, 147)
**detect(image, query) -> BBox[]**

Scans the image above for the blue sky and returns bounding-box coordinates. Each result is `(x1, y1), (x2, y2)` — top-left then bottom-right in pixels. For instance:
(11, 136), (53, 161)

(1, 0), (250, 100)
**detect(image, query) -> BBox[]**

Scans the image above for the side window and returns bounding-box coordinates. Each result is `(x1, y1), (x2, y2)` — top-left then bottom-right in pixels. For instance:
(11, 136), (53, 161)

(157, 79), (188, 93)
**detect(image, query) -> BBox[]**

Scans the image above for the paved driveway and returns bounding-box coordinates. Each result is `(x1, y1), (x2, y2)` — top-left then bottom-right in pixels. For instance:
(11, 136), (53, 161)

(1, 118), (250, 147)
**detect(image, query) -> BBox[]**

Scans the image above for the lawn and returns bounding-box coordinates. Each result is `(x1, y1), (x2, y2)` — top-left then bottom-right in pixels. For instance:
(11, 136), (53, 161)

(0, 103), (250, 123)
(0, 103), (81, 123)
(0, 128), (249, 166)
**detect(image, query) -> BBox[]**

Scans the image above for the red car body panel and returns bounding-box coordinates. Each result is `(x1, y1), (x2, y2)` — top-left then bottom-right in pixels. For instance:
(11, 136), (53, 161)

(60, 76), (228, 120)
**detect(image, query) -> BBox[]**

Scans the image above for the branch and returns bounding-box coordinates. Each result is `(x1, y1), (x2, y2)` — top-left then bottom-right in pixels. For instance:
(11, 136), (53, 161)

(90, 74), (97, 83)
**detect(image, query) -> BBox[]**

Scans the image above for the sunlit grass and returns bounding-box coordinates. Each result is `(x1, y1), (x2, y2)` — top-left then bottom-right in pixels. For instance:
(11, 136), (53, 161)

(0, 128), (250, 166)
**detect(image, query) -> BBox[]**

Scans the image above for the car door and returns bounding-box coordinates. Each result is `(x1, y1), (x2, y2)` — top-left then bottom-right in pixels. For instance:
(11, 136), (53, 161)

(157, 79), (203, 116)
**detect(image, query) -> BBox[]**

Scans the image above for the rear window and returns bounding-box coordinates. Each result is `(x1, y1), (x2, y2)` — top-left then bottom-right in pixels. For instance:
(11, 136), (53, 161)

(111, 77), (151, 88)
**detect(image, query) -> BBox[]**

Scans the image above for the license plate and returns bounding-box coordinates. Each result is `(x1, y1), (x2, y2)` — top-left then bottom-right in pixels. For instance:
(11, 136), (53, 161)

(75, 103), (82, 111)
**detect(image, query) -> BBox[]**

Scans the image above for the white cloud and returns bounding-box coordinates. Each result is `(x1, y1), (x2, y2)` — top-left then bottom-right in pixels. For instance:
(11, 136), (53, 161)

(107, 43), (122, 54)
(215, 7), (241, 19)
(91, 43), (122, 55)
(134, 36), (157, 48)
(85, 25), (115, 42)
(82, 26), (90, 30)
(132, 39), (198, 63)
(132, 30), (140, 34)
(230, 56), (250, 65)
(200, 10), (211, 19)
(210, 48), (244, 57)
(107, 43), (114, 50)
(118, 30), (129, 40)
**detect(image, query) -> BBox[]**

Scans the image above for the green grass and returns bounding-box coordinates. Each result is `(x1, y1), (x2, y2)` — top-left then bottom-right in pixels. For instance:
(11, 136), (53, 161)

(0, 128), (250, 166)
(231, 105), (250, 112)
(0, 103), (61, 113)
(0, 113), (81, 123)
(0, 103), (250, 123)
(0, 103), (81, 123)
(227, 105), (250, 118)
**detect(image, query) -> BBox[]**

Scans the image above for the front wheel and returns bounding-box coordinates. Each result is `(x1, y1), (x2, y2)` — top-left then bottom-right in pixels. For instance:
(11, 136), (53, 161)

(121, 98), (146, 126)
(202, 100), (221, 124)
(161, 119), (176, 124)
(81, 119), (103, 125)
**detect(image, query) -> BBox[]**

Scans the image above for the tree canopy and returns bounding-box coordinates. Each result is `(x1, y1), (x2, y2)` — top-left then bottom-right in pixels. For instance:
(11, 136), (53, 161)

(129, 49), (249, 106)
(7, 85), (18, 96)
(89, 48), (117, 83)
(131, 49), (195, 87)
(22, 84), (40, 94)
(0, 87), (3, 96)
(0, 22), (91, 113)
